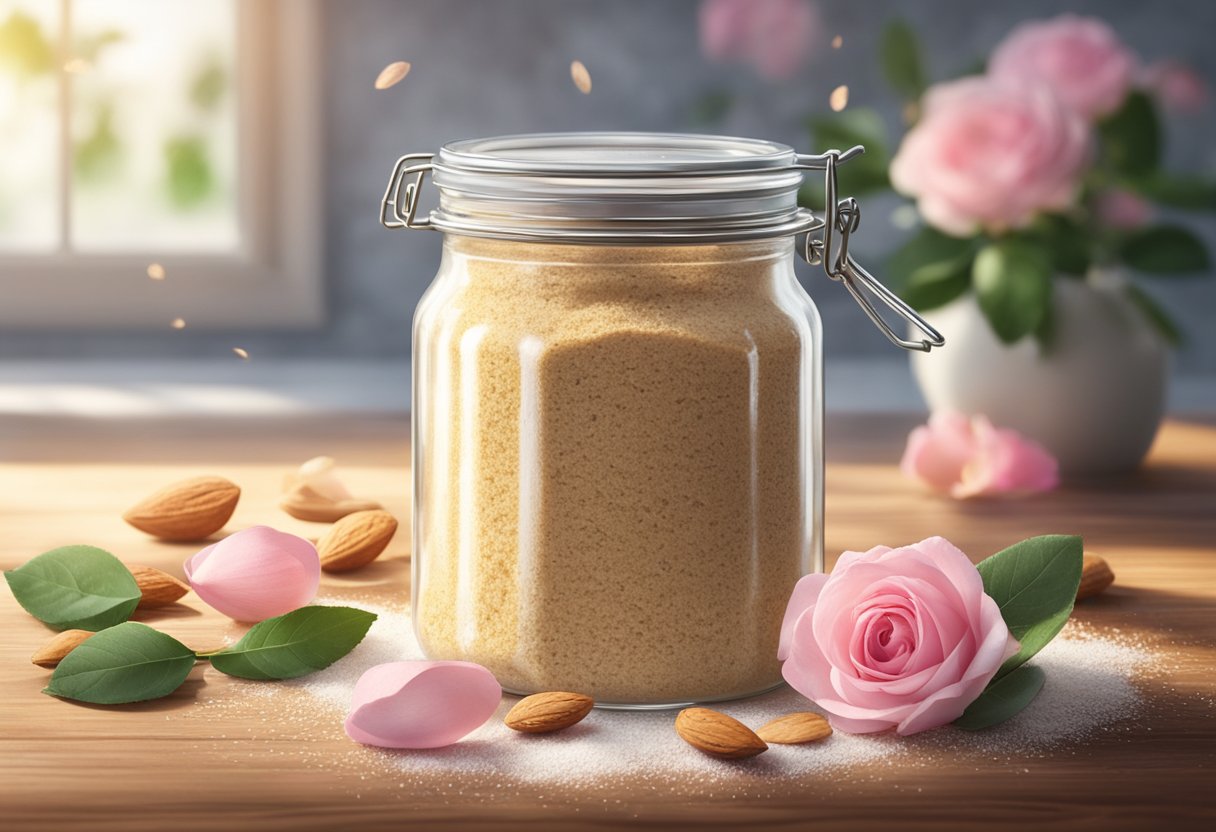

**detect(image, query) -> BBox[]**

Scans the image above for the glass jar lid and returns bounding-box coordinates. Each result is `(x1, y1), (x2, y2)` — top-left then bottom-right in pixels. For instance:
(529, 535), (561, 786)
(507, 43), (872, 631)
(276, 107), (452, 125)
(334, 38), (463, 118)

(393, 132), (827, 244)
(380, 132), (945, 352)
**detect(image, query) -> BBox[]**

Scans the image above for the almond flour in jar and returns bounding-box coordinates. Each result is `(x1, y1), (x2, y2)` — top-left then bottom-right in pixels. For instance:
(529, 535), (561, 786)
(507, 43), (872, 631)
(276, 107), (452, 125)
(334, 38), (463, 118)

(383, 133), (942, 707)
(413, 238), (814, 704)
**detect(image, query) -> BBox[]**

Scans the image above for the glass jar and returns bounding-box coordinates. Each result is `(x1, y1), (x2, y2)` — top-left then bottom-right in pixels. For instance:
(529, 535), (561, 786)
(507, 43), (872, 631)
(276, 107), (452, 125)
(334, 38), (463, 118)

(382, 133), (942, 707)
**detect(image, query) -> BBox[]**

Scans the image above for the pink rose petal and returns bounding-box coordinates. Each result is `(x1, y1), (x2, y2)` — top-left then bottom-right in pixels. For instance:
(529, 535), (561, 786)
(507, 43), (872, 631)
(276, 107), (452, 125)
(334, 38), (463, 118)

(344, 661), (502, 749)
(184, 525), (319, 622)
(902, 412), (1059, 499)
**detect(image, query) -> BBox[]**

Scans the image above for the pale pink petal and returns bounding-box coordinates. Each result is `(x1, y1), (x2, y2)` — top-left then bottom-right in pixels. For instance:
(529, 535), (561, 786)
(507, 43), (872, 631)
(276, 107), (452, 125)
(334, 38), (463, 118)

(901, 412), (977, 493)
(184, 526), (320, 622)
(344, 661), (502, 749)
(954, 416), (1059, 498)
(777, 572), (827, 660)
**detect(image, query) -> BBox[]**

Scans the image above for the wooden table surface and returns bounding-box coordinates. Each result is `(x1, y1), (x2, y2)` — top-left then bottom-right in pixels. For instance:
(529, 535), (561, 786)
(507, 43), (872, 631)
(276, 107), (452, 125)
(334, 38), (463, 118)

(1, 412), (1214, 831)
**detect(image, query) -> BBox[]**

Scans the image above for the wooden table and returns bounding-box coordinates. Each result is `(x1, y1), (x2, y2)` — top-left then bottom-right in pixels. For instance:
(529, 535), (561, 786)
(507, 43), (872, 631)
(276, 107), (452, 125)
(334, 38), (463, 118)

(1, 413), (1213, 831)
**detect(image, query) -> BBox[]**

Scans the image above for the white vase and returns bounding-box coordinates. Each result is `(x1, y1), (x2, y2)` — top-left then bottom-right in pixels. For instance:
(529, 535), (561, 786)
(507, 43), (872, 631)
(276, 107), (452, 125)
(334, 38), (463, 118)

(910, 274), (1169, 475)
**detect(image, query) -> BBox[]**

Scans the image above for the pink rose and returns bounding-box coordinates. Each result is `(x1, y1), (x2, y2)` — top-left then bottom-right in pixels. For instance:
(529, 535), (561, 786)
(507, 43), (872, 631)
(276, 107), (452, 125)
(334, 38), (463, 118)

(901, 411), (1059, 499)
(779, 537), (1019, 735)
(889, 76), (1089, 236)
(1144, 60), (1209, 114)
(185, 526), (320, 621)
(990, 15), (1137, 120)
(699, 0), (819, 80)
(1093, 188), (1153, 230)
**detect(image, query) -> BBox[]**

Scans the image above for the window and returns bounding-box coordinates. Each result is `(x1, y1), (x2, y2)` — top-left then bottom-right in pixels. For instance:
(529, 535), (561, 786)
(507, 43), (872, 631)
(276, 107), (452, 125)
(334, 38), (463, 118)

(0, 0), (322, 328)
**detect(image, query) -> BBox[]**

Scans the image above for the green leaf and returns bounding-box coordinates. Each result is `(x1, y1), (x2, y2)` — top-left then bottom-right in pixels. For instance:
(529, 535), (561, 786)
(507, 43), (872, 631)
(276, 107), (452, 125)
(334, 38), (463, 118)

(977, 535), (1083, 677)
(880, 20), (926, 101)
(1127, 172), (1216, 212)
(802, 109), (890, 209)
(972, 238), (1054, 344)
(163, 135), (214, 208)
(44, 622), (196, 705)
(1099, 91), (1160, 176)
(207, 606), (377, 680)
(885, 226), (976, 311)
(954, 664), (1046, 731)
(4, 545), (140, 631)
(1118, 225), (1211, 274)
(1124, 283), (1183, 347)
(1030, 214), (1091, 276)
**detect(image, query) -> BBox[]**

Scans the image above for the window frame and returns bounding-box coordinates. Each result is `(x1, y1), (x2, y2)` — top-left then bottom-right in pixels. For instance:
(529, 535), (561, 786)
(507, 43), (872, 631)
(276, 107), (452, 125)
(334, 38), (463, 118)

(0, 0), (324, 330)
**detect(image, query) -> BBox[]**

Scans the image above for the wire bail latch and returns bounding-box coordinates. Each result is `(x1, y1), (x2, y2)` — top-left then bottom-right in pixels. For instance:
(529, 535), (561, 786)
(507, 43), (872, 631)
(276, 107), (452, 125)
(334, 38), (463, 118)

(797, 147), (945, 353)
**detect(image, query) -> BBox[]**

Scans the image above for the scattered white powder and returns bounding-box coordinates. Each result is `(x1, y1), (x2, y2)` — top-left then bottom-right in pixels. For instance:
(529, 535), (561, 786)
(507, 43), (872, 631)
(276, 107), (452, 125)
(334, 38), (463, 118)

(211, 597), (1153, 788)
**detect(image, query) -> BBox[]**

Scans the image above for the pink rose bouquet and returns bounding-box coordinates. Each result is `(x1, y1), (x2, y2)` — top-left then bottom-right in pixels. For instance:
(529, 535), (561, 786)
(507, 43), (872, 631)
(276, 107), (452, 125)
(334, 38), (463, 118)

(804, 15), (1212, 348)
(779, 535), (1084, 734)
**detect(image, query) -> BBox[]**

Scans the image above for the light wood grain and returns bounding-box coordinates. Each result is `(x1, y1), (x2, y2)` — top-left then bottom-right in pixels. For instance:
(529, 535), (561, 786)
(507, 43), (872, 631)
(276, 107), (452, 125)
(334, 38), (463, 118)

(1, 413), (1214, 831)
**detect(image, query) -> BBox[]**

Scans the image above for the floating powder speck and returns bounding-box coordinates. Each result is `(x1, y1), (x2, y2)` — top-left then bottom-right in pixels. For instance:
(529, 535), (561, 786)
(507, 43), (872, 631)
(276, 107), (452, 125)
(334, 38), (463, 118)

(829, 85), (849, 112)
(147, 262), (166, 280)
(232, 347), (250, 360)
(570, 60), (592, 94)
(374, 61), (411, 90)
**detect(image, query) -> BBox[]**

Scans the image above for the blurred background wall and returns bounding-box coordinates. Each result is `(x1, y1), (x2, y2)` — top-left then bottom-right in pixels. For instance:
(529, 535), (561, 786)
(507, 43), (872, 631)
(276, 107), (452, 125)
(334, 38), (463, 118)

(1, 0), (1213, 377)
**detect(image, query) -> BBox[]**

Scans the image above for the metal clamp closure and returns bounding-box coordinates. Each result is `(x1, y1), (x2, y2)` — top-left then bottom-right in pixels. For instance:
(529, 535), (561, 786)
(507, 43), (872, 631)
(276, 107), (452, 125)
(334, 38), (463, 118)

(801, 149), (945, 353)
(380, 153), (435, 230)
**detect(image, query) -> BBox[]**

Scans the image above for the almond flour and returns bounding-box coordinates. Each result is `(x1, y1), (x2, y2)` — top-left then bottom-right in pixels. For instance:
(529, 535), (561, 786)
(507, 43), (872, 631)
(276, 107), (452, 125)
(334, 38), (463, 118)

(412, 237), (811, 704)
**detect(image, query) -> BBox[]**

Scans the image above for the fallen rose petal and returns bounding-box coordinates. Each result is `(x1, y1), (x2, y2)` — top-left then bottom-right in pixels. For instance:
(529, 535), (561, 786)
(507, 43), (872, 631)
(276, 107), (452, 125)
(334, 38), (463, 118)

(185, 526), (319, 622)
(345, 661), (502, 749)
(902, 411), (1059, 499)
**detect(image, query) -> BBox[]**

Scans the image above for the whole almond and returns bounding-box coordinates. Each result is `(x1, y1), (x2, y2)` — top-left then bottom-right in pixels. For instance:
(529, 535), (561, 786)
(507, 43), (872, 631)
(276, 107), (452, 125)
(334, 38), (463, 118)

(755, 712), (832, 744)
(1077, 553), (1115, 600)
(129, 565), (190, 608)
(505, 691), (595, 734)
(123, 475), (240, 541)
(675, 707), (767, 759)
(316, 509), (399, 572)
(31, 629), (94, 668)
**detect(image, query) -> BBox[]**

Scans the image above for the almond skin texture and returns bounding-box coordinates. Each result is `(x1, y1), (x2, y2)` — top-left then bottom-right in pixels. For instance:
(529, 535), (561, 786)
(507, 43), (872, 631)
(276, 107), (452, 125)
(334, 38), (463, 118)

(31, 629), (94, 668)
(504, 692), (595, 734)
(317, 510), (399, 573)
(1077, 553), (1116, 600)
(129, 565), (190, 608)
(675, 707), (767, 759)
(755, 712), (832, 744)
(123, 476), (240, 541)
